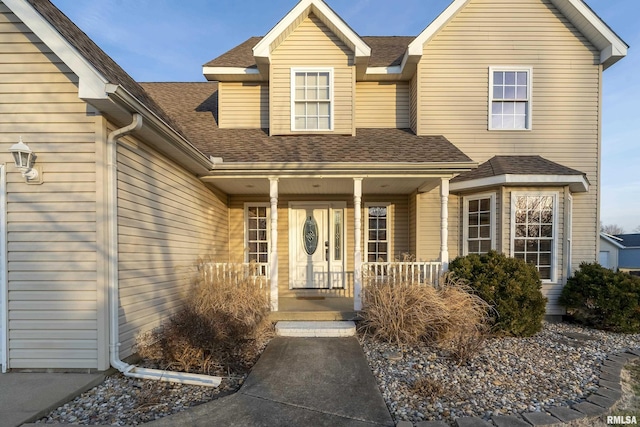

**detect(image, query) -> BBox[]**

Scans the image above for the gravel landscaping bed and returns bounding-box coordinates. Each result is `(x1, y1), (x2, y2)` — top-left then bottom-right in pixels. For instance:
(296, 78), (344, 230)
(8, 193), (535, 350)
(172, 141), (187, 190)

(361, 321), (640, 425)
(37, 322), (640, 426)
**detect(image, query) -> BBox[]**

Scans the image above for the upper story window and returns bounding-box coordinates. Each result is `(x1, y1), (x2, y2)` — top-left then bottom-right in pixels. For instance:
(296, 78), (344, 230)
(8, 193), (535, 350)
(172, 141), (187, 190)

(291, 68), (333, 131)
(489, 67), (531, 130)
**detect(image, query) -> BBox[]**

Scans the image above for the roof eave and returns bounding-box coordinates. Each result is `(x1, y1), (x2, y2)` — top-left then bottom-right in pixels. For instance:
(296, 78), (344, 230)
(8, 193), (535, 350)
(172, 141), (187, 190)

(6, 0), (110, 99)
(600, 232), (627, 249)
(407, 0), (470, 57)
(450, 174), (590, 193)
(549, 0), (628, 69)
(106, 85), (213, 174)
(203, 66), (264, 82)
(206, 161), (476, 177)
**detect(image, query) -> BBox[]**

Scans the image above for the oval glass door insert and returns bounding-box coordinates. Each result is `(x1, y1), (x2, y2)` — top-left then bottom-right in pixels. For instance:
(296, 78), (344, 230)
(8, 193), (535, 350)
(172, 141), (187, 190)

(303, 215), (319, 255)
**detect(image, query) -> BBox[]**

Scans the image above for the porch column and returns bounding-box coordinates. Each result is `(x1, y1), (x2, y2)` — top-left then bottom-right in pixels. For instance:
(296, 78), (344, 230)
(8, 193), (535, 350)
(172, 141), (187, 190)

(269, 178), (279, 311)
(440, 178), (450, 271)
(353, 178), (363, 311)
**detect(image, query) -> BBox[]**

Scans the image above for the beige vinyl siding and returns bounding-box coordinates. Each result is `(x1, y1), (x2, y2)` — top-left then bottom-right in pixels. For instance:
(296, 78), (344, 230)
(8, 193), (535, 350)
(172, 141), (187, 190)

(415, 189), (459, 262)
(270, 13), (354, 135)
(218, 82), (269, 129)
(417, 0), (601, 270)
(0, 5), (102, 369)
(228, 194), (409, 298)
(116, 138), (229, 358)
(355, 82), (410, 128)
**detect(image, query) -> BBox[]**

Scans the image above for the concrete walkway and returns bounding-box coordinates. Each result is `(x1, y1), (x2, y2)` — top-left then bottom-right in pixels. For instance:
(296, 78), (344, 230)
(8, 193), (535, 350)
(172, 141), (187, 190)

(147, 337), (395, 427)
(0, 372), (104, 427)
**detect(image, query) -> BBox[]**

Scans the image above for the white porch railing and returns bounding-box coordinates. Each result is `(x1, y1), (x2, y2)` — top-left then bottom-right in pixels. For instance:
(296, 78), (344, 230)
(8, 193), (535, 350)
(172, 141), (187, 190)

(200, 262), (270, 289)
(362, 261), (442, 287)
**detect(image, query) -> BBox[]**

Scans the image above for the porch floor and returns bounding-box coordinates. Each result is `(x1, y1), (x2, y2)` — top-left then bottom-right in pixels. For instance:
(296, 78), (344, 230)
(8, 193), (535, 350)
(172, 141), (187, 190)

(269, 297), (360, 321)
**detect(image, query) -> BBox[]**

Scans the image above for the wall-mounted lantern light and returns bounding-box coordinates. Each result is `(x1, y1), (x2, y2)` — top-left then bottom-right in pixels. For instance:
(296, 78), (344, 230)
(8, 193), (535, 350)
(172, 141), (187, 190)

(9, 137), (42, 184)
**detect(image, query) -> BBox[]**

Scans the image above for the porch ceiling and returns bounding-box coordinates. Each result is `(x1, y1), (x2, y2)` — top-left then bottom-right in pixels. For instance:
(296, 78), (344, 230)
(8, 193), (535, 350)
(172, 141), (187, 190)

(204, 176), (441, 195)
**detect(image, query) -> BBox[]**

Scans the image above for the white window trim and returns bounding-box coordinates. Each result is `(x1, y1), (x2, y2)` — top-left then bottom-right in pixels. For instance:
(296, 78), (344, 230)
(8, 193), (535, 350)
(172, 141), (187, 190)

(488, 66), (533, 131)
(364, 202), (392, 263)
(244, 203), (270, 264)
(510, 191), (559, 283)
(0, 165), (6, 372)
(290, 67), (334, 132)
(462, 192), (496, 255)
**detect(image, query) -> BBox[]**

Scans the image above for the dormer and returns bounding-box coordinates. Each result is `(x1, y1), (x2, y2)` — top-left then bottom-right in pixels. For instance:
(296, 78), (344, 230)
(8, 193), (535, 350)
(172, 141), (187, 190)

(204, 0), (371, 136)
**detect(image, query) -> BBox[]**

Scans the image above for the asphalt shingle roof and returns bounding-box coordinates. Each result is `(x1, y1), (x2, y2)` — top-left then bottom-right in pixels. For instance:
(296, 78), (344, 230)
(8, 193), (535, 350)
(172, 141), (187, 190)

(140, 82), (473, 164)
(204, 36), (415, 69)
(27, 0), (183, 137)
(615, 234), (640, 248)
(451, 155), (587, 183)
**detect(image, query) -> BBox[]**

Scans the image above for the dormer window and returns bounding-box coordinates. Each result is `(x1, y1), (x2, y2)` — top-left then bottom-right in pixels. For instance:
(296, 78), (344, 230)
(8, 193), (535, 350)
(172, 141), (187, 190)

(291, 68), (333, 131)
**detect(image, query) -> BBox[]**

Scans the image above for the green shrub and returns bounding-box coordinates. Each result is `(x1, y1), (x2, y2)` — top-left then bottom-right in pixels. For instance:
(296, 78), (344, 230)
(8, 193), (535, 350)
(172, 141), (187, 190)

(560, 262), (640, 333)
(449, 251), (547, 337)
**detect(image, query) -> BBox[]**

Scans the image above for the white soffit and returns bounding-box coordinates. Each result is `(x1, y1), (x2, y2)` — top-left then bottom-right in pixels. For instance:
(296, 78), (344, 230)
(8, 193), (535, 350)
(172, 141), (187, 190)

(5, 0), (109, 99)
(252, 0), (371, 64)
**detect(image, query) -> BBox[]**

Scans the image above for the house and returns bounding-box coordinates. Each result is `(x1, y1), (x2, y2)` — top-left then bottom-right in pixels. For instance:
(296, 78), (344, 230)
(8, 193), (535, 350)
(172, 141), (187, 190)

(0, 0), (627, 372)
(600, 233), (640, 275)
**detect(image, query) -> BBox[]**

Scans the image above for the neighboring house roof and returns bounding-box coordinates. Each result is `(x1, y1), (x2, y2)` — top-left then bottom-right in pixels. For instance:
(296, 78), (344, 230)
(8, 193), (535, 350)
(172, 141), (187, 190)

(614, 234), (640, 248)
(600, 232), (626, 249)
(204, 36), (414, 69)
(141, 82), (474, 166)
(450, 155), (590, 193)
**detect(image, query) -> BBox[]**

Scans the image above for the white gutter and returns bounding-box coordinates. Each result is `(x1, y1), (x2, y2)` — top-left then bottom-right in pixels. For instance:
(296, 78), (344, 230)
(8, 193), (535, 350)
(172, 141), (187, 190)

(107, 114), (221, 387)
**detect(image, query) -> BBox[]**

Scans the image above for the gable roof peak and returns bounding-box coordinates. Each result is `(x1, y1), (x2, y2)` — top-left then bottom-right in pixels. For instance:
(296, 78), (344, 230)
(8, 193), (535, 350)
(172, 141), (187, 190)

(407, 0), (627, 70)
(252, 0), (371, 74)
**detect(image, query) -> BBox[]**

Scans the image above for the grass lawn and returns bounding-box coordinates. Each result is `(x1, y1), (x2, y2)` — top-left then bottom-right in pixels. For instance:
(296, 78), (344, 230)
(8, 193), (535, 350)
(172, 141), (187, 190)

(568, 358), (640, 426)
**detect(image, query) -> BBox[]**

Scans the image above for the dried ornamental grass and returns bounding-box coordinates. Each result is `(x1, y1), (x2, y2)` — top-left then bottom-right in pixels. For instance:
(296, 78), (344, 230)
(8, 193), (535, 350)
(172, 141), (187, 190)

(360, 271), (492, 363)
(136, 261), (272, 376)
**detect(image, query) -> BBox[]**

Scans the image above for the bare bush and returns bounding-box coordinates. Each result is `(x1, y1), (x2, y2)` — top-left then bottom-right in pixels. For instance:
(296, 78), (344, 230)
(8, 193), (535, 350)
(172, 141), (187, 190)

(136, 262), (273, 376)
(360, 271), (491, 363)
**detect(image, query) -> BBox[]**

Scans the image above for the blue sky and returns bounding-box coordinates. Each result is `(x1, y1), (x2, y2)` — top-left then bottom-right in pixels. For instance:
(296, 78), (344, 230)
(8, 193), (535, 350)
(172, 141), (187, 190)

(50, 0), (640, 232)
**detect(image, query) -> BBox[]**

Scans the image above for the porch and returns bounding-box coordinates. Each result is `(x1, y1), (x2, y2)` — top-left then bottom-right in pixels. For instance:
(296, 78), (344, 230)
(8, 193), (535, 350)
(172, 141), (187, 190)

(202, 261), (443, 320)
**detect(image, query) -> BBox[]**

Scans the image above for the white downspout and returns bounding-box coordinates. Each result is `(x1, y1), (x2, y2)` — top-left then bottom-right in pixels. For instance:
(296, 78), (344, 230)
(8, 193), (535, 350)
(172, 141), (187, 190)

(107, 114), (221, 387)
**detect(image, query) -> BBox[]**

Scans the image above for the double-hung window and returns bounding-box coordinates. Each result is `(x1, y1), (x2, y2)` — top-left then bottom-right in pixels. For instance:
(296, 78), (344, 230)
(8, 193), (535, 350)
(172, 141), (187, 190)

(463, 194), (496, 255)
(291, 68), (332, 131)
(366, 204), (390, 262)
(489, 67), (531, 130)
(511, 193), (557, 281)
(245, 204), (269, 264)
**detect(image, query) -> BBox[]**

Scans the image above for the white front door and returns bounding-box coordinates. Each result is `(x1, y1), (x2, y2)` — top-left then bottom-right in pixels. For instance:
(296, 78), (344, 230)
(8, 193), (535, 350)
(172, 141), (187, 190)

(290, 203), (345, 289)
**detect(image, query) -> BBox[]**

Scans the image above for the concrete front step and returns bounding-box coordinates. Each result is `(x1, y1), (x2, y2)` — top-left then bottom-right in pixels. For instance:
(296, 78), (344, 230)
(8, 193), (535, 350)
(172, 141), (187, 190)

(275, 321), (357, 337)
(269, 311), (360, 321)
